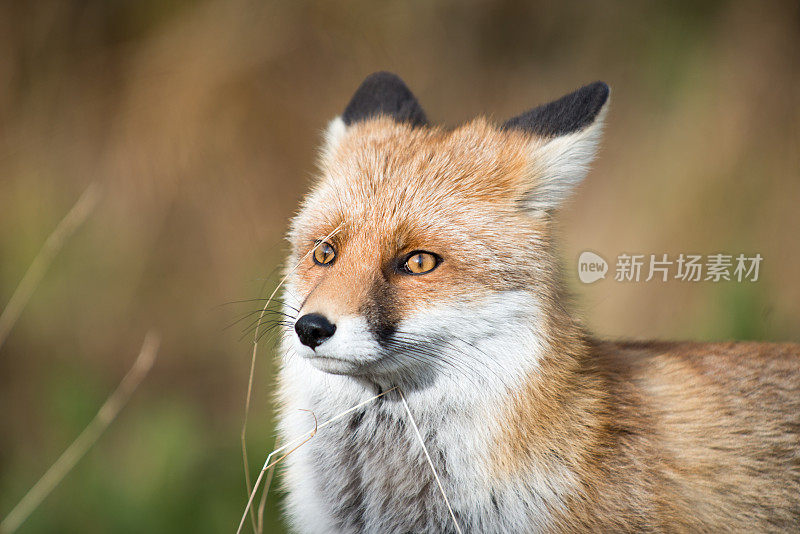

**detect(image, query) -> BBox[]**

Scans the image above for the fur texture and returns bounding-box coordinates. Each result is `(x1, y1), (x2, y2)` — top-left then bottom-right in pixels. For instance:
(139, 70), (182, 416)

(275, 73), (800, 533)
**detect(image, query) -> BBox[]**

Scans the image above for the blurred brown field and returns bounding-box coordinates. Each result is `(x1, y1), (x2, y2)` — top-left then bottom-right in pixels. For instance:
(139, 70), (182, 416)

(1, 1), (798, 532)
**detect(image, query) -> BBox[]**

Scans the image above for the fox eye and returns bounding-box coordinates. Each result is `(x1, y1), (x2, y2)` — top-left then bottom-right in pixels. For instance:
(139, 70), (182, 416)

(313, 241), (336, 265)
(403, 252), (439, 275)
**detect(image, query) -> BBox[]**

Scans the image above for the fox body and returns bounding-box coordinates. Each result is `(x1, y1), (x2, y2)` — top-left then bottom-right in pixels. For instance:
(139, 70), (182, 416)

(276, 73), (800, 533)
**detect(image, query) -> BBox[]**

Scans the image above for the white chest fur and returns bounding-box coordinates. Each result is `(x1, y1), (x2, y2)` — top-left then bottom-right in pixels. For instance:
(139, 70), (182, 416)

(278, 356), (566, 534)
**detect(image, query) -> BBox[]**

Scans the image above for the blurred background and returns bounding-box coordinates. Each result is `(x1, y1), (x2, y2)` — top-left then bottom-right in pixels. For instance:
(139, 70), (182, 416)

(0, 0), (798, 532)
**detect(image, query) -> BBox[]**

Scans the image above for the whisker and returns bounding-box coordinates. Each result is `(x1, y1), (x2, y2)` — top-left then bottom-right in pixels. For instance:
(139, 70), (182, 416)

(242, 312), (294, 334)
(218, 298), (300, 313)
(240, 221), (344, 532)
(225, 309), (296, 332)
(379, 339), (485, 390)
(387, 331), (510, 389)
(236, 310), (296, 334)
(239, 320), (289, 343)
(253, 321), (293, 344)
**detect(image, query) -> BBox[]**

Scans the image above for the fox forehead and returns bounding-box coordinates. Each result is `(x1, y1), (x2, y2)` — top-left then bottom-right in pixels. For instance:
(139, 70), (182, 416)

(290, 116), (542, 249)
(315, 116), (531, 218)
(288, 117), (548, 296)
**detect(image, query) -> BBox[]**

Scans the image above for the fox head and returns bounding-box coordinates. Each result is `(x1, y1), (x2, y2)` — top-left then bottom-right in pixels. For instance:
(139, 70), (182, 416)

(284, 72), (608, 387)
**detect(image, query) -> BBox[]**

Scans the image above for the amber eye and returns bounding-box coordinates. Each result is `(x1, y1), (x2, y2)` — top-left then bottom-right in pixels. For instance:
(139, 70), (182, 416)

(403, 252), (439, 275)
(313, 241), (336, 265)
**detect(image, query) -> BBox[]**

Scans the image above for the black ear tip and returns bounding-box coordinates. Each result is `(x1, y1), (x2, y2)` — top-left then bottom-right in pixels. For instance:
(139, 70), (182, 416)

(502, 80), (611, 137)
(350, 72), (409, 98)
(586, 81), (611, 107)
(362, 71), (407, 86)
(342, 71), (428, 127)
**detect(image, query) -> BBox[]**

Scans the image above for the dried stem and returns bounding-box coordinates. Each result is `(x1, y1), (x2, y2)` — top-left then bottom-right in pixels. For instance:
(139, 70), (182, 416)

(0, 331), (160, 534)
(255, 435), (276, 534)
(398, 387), (463, 534)
(0, 183), (101, 350)
(236, 386), (396, 534)
(240, 223), (343, 533)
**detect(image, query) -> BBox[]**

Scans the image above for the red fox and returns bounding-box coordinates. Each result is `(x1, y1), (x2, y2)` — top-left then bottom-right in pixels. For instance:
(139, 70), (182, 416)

(276, 72), (800, 533)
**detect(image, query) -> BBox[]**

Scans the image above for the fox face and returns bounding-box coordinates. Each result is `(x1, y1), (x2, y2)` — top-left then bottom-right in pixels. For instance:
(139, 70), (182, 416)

(285, 72), (608, 387)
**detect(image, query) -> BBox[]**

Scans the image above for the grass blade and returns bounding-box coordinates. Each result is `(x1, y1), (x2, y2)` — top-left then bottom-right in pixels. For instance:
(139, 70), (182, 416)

(0, 182), (101, 350)
(0, 331), (160, 534)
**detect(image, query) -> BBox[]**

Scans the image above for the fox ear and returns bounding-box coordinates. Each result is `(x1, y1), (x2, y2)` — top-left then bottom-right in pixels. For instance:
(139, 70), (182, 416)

(342, 71), (428, 127)
(321, 72), (427, 160)
(320, 116), (347, 163)
(503, 81), (610, 213)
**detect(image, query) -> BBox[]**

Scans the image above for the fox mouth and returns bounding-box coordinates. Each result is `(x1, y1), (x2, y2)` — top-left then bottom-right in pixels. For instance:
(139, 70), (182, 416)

(293, 328), (434, 379)
(298, 331), (471, 390)
(291, 314), (404, 377)
(304, 352), (361, 368)
(303, 350), (393, 377)
(290, 295), (523, 386)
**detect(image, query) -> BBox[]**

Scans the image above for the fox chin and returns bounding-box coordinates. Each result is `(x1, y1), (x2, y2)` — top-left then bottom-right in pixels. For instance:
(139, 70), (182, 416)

(275, 72), (800, 533)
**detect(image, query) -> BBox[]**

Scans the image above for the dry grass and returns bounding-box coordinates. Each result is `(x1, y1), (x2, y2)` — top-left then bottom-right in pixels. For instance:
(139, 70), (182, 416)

(0, 331), (160, 534)
(398, 387), (463, 534)
(235, 386), (464, 534)
(0, 183), (101, 350)
(239, 224), (344, 533)
(237, 386), (397, 533)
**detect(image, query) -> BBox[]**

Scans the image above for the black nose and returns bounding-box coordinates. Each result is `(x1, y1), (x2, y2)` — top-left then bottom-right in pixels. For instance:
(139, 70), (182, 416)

(294, 313), (337, 349)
